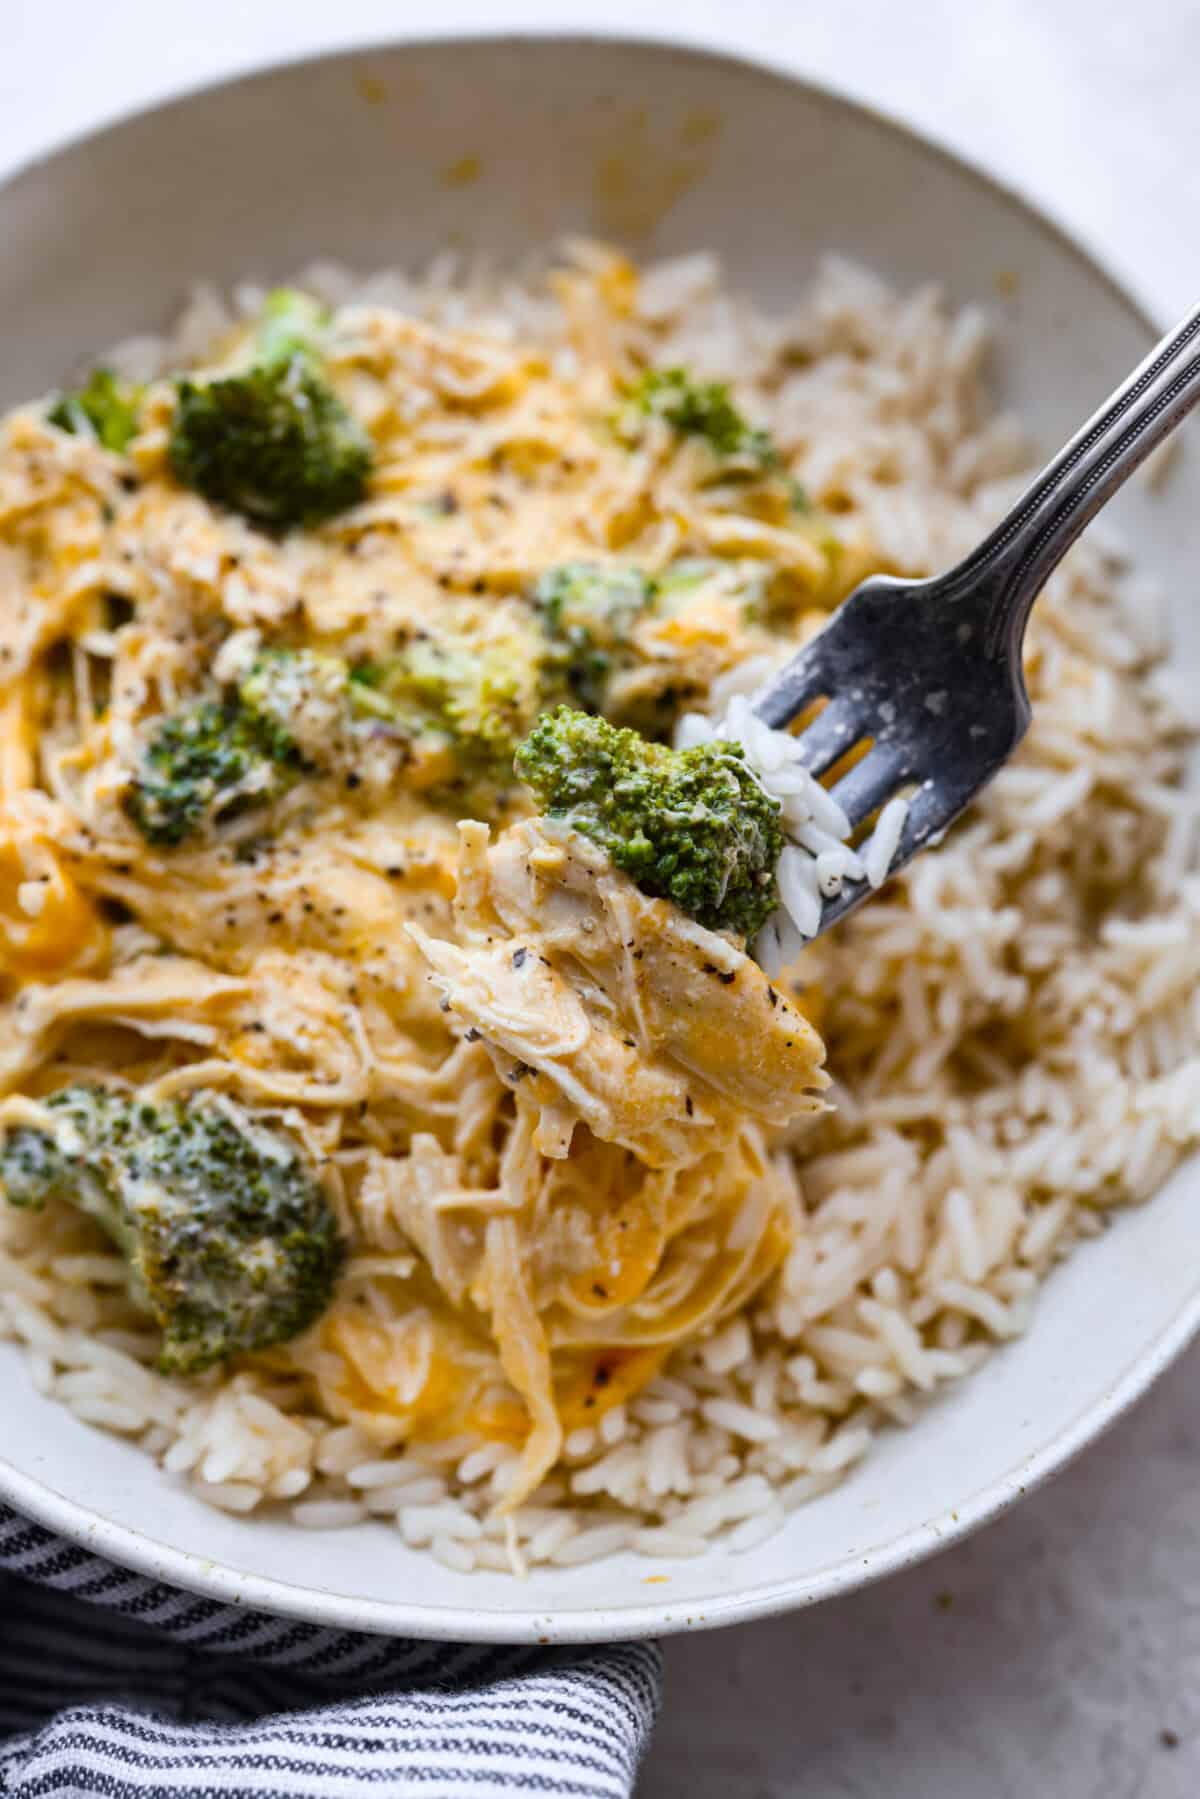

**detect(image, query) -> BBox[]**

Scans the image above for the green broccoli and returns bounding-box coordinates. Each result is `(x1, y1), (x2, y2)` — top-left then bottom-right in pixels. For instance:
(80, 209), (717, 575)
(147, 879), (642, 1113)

(168, 288), (372, 530)
(534, 561), (656, 716)
(351, 614), (546, 791)
(48, 367), (143, 453)
(238, 645), (356, 764)
(514, 707), (783, 939)
(620, 367), (778, 470)
(0, 1086), (343, 1374)
(124, 686), (305, 847)
(363, 641), (526, 773)
(126, 622), (546, 846)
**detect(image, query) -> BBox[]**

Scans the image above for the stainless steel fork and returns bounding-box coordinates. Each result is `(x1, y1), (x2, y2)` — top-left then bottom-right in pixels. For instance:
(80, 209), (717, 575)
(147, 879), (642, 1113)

(751, 300), (1200, 935)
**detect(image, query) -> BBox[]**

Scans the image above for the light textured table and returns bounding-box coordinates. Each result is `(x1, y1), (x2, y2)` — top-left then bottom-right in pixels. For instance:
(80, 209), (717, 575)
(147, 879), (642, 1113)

(3, 4), (1198, 1793)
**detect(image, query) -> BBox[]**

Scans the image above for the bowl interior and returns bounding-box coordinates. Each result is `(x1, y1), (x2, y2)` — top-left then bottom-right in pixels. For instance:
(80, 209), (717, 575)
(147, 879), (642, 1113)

(1, 35), (1197, 1643)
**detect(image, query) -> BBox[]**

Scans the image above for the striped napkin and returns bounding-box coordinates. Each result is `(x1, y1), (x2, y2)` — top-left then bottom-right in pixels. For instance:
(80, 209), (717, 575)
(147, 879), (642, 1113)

(0, 1508), (661, 1797)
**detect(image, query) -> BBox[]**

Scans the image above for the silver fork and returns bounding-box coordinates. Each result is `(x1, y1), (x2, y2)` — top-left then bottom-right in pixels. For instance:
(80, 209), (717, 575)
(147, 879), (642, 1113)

(751, 300), (1200, 935)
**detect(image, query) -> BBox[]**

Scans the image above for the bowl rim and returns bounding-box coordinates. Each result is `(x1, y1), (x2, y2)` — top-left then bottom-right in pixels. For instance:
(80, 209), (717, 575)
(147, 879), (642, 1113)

(1, 26), (1196, 1645)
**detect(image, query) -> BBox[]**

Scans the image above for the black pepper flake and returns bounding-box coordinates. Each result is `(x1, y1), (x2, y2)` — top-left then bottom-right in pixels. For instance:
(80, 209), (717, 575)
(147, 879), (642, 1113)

(718, 970), (736, 985)
(767, 987), (779, 1008)
(463, 1027), (482, 1042)
(512, 947), (528, 969)
(685, 1095), (694, 1116)
(593, 1365), (612, 1388)
(386, 865), (405, 879)
(345, 772), (362, 791)
(592, 1283), (608, 1299)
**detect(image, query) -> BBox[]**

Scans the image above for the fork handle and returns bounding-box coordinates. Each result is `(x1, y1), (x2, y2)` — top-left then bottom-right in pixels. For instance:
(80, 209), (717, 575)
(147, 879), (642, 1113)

(936, 299), (1200, 654)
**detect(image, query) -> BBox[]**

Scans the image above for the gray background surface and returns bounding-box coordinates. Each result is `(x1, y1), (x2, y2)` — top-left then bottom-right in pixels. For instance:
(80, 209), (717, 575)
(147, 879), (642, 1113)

(3, 3), (1197, 1791)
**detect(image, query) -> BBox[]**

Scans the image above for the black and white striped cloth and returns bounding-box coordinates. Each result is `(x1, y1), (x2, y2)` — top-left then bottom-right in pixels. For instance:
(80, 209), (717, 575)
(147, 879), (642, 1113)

(0, 1507), (662, 1797)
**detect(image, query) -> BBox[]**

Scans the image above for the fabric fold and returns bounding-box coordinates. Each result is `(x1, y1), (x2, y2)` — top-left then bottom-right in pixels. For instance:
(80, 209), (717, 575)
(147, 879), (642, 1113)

(0, 1507), (662, 1799)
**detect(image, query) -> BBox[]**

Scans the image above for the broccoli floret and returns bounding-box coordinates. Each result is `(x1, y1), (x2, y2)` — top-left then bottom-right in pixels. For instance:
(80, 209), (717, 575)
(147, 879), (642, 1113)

(127, 624), (544, 847)
(168, 288), (371, 530)
(0, 1086), (343, 1374)
(238, 646), (355, 765)
(124, 687), (304, 846)
(534, 562), (656, 716)
(354, 617), (545, 789)
(369, 641), (527, 770)
(514, 707), (783, 939)
(620, 367), (778, 470)
(170, 365), (370, 530)
(48, 367), (143, 453)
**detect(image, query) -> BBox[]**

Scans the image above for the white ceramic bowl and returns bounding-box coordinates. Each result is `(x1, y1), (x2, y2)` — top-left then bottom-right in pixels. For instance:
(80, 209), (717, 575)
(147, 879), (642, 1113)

(1, 34), (1197, 1644)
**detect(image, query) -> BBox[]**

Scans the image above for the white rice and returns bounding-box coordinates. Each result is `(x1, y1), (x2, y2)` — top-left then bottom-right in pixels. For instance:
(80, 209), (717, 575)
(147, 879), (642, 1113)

(292, 1499), (368, 1530)
(865, 795), (911, 888)
(3, 247), (1199, 1576)
(677, 694), (913, 966)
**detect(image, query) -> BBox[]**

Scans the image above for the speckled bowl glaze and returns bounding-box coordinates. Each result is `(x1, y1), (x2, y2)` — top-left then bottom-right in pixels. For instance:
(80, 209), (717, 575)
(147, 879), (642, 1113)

(1, 33), (1196, 1643)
